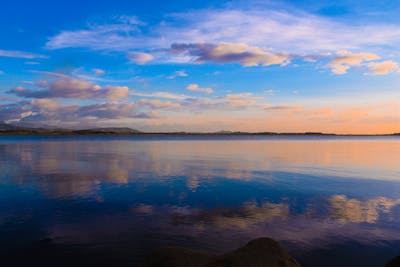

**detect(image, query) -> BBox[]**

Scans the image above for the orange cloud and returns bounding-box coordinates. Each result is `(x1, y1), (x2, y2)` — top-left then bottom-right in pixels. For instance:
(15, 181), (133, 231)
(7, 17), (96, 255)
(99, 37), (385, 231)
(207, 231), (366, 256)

(367, 60), (400, 75)
(328, 50), (380, 74)
(186, 83), (214, 94)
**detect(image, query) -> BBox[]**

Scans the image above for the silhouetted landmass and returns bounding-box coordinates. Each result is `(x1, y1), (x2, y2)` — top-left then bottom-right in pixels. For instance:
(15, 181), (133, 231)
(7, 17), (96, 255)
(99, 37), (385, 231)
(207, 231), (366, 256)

(74, 127), (142, 134)
(0, 122), (399, 136)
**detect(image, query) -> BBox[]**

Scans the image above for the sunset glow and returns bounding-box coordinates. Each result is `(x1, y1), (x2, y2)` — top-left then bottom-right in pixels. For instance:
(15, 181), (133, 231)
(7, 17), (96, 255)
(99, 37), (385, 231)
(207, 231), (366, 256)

(0, 0), (399, 134)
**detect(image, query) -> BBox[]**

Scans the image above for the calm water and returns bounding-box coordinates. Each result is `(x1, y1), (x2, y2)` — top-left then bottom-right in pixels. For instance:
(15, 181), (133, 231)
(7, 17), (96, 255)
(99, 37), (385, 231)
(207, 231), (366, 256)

(0, 136), (400, 267)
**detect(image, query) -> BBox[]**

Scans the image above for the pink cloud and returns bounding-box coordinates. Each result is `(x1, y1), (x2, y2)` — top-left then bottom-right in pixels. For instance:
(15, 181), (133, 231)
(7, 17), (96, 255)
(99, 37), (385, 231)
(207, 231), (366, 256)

(171, 42), (291, 67)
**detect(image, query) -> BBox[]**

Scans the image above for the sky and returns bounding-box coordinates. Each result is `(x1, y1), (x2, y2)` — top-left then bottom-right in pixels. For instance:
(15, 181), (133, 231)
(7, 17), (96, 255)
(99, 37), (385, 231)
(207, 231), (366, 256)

(0, 0), (399, 134)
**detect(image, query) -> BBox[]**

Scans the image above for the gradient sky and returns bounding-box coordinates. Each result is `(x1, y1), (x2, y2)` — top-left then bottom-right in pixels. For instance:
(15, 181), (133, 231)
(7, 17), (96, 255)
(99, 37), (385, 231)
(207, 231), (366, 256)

(0, 0), (399, 133)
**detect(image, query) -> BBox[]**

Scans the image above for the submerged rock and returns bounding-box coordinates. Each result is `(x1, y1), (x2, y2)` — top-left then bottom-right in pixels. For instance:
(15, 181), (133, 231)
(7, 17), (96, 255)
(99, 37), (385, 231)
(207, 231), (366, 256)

(143, 237), (301, 267)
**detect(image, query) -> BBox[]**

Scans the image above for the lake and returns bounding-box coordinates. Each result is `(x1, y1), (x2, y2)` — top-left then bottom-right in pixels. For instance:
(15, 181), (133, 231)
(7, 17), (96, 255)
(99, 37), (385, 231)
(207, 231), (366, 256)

(0, 136), (399, 266)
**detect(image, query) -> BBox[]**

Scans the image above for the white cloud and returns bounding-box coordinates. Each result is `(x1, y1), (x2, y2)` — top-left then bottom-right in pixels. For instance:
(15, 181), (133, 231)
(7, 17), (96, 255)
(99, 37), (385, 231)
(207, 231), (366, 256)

(167, 70), (188, 79)
(186, 83), (214, 94)
(92, 68), (105, 75)
(127, 52), (154, 64)
(0, 49), (47, 59)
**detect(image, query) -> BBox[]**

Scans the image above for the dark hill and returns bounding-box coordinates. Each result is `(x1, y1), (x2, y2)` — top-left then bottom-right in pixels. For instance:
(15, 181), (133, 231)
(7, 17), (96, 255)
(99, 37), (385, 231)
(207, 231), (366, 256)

(74, 127), (142, 134)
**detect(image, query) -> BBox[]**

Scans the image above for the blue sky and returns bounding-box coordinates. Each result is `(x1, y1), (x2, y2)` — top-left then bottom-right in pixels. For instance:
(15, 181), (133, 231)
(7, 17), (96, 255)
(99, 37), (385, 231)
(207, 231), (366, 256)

(0, 0), (399, 133)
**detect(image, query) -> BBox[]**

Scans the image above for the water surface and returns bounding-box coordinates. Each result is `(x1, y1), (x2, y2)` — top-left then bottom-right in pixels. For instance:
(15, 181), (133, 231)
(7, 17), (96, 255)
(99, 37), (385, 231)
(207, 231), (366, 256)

(0, 136), (399, 266)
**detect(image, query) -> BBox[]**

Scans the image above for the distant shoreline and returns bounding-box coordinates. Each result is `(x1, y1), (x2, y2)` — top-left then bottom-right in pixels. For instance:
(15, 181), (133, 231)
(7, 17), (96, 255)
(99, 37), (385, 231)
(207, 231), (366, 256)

(0, 124), (399, 136)
(0, 131), (399, 137)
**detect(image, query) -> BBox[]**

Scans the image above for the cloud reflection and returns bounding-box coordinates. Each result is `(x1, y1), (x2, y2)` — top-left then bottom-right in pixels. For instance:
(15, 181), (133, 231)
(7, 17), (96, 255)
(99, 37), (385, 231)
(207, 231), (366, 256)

(329, 195), (400, 223)
(1, 138), (399, 198)
(1, 138), (400, 257)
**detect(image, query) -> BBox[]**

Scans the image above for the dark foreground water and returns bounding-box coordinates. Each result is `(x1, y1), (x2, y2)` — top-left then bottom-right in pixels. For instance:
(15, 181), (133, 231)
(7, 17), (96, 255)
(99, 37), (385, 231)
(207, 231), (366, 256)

(0, 136), (400, 267)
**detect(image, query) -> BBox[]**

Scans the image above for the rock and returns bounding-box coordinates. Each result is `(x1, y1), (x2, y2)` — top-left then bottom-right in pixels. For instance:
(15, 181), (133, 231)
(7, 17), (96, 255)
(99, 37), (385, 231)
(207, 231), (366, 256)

(143, 237), (301, 267)
(208, 238), (301, 267)
(386, 256), (400, 267)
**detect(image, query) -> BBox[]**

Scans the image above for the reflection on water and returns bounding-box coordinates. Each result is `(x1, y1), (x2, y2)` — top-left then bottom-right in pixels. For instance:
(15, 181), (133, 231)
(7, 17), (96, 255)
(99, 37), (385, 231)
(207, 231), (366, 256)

(0, 136), (400, 267)
(330, 195), (400, 224)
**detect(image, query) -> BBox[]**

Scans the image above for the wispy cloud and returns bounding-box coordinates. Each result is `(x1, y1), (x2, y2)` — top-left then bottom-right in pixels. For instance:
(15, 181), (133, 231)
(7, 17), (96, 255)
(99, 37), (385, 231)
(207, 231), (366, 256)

(127, 52), (154, 64)
(136, 99), (181, 109)
(130, 91), (189, 100)
(77, 102), (158, 119)
(46, 8), (400, 53)
(46, 23), (143, 51)
(24, 61), (41, 65)
(92, 68), (105, 75)
(167, 70), (188, 79)
(264, 89), (276, 96)
(223, 93), (260, 107)
(0, 49), (47, 59)
(130, 90), (262, 111)
(264, 105), (304, 111)
(179, 92), (263, 111)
